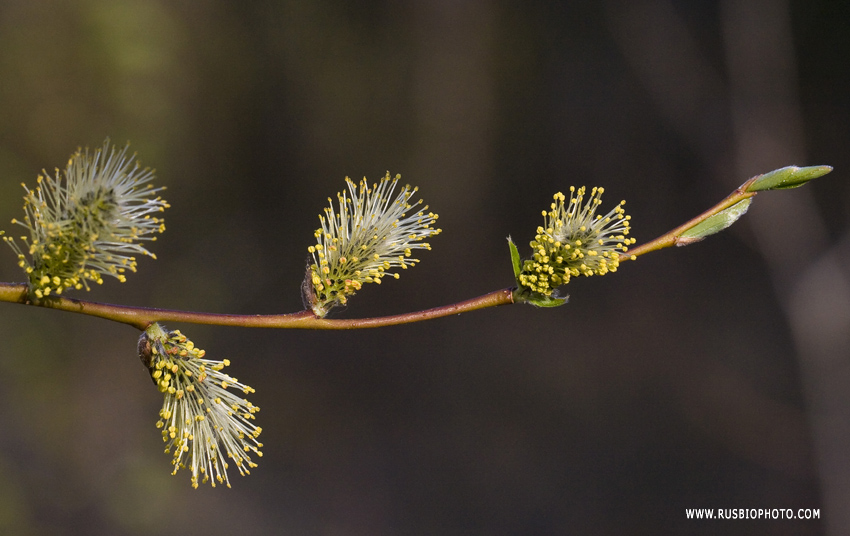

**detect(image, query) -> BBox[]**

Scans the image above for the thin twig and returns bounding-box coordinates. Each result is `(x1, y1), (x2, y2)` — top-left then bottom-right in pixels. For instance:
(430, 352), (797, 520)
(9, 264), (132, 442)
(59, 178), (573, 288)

(0, 282), (514, 331)
(618, 181), (757, 261)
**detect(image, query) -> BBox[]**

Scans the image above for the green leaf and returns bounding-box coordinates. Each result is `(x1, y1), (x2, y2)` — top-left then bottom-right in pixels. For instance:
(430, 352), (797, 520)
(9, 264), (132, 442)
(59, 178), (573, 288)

(507, 236), (567, 307)
(525, 293), (569, 307)
(507, 236), (522, 281)
(745, 165), (833, 192)
(512, 286), (569, 307)
(679, 198), (752, 242)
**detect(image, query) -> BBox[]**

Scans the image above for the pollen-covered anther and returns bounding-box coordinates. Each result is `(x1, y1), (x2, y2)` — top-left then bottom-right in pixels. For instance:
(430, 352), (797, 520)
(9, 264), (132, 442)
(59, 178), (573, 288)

(4, 140), (168, 299)
(142, 323), (262, 489)
(518, 186), (635, 296)
(306, 172), (440, 316)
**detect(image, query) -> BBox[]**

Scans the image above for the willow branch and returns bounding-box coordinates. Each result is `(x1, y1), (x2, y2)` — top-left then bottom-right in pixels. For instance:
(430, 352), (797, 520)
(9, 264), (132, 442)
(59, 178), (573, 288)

(0, 281), (514, 331)
(0, 174), (809, 331)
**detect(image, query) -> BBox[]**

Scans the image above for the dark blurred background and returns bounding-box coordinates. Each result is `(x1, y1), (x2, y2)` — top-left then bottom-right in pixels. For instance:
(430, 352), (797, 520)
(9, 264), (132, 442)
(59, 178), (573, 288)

(0, 0), (848, 534)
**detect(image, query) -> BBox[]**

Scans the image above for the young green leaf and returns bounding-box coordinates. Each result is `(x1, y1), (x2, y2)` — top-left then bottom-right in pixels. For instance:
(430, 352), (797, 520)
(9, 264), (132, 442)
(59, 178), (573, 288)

(524, 293), (569, 307)
(507, 236), (522, 282)
(745, 165), (833, 192)
(678, 198), (752, 243)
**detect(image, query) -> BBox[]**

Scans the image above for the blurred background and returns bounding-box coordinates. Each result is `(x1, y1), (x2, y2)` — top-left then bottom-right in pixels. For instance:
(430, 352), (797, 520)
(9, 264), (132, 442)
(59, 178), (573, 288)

(0, 0), (848, 534)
